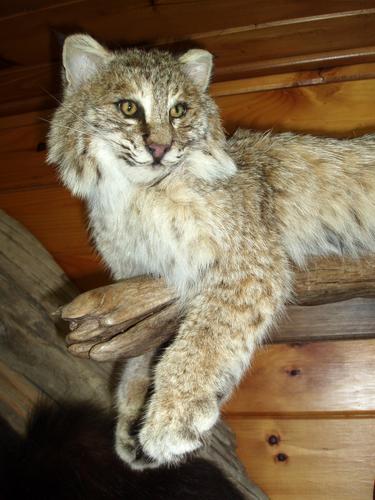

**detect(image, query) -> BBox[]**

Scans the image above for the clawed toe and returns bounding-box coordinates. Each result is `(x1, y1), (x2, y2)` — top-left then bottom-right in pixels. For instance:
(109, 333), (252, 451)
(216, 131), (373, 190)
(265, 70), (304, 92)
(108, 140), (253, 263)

(115, 424), (159, 470)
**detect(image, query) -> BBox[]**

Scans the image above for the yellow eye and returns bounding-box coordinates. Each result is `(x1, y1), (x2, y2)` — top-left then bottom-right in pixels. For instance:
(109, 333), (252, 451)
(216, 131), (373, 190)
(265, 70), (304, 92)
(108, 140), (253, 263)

(170, 103), (187, 119)
(119, 100), (138, 117)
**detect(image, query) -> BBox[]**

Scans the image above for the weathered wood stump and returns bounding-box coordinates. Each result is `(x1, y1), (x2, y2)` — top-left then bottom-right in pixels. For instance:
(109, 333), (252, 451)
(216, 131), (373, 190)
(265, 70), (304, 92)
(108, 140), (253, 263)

(0, 209), (266, 500)
(61, 259), (375, 361)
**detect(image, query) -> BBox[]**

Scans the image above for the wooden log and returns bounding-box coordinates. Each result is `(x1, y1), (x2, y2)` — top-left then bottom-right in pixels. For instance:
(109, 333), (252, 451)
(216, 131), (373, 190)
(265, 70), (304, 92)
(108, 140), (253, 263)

(60, 253), (375, 361)
(61, 278), (180, 361)
(0, 209), (113, 412)
(293, 256), (375, 305)
(0, 208), (265, 500)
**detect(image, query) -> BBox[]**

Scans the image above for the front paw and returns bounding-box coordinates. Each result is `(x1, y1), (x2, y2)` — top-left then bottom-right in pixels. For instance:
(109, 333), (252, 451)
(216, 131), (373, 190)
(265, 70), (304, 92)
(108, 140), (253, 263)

(139, 395), (220, 465)
(115, 416), (158, 471)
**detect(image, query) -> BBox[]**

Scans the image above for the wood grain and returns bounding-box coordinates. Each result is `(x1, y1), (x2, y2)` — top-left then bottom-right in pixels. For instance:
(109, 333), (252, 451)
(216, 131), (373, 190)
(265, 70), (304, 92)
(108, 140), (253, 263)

(1, 3), (375, 117)
(0, 189), (109, 290)
(293, 256), (375, 305)
(1, 11), (375, 117)
(224, 417), (375, 500)
(0, 120), (48, 152)
(0, 63), (59, 117)
(4, 60), (375, 118)
(0, 0), (71, 19)
(1, 1), (373, 67)
(212, 62), (375, 98)
(60, 283), (375, 361)
(62, 277), (179, 361)
(0, 187), (90, 254)
(0, 206), (77, 309)
(85, 303), (180, 361)
(0, 359), (41, 434)
(218, 78), (375, 136)
(180, 13), (375, 82)
(277, 298), (375, 343)
(0, 209), (112, 419)
(224, 339), (375, 415)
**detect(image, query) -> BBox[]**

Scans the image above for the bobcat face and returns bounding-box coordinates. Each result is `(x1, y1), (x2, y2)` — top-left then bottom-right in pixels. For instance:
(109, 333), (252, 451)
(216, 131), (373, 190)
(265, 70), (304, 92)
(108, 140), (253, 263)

(87, 56), (210, 175)
(48, 36), (227, 193)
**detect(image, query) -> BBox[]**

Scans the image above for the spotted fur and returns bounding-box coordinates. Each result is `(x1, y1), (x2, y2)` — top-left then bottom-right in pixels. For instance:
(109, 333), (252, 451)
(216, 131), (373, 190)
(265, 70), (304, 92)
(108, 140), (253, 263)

(48, 34), (375, 469)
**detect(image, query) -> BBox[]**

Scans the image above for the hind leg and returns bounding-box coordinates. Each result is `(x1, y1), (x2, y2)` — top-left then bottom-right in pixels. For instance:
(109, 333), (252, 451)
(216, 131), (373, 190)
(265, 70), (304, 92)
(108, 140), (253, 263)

(115, 350), (157, 469)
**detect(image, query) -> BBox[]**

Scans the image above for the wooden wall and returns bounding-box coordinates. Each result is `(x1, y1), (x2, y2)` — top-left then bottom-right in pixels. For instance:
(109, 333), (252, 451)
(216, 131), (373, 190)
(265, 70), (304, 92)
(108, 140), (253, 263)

(225, 339), (375, 499)
(1, 2), (375, 498)
(1, 0), (375, 117)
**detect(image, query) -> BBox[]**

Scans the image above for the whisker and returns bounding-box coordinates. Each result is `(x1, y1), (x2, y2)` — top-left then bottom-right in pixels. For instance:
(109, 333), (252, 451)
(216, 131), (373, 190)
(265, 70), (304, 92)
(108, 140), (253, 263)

(40, 87), (127, 152)
(40, 88), (152, 164)
(40, 87), (97, 133)
(89, 125), (131, 151)
(38, 117), (92, 137)
(41, 117), (134, 158)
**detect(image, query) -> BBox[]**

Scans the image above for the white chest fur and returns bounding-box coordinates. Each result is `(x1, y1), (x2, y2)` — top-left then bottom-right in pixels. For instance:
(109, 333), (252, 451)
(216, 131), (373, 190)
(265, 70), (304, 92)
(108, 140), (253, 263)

(87, 150), (220, 293)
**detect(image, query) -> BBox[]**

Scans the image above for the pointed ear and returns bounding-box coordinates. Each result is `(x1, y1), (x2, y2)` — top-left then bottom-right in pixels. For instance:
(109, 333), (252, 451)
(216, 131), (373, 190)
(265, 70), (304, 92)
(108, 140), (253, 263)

(63, 34), (110, 89)
(179, 49), (213, 91)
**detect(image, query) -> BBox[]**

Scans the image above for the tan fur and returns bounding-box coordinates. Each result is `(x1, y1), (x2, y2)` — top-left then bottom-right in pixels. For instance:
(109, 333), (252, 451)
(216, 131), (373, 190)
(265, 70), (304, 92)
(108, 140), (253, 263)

(115, 352), (156, 469)
(48, 34), (375, 468)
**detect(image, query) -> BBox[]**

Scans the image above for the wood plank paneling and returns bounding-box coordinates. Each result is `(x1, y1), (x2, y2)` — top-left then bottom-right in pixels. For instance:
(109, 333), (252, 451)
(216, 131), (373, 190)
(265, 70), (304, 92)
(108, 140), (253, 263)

(0, 0), (374, 65)
(218, 78), (375, 136)
(0, 186), (109, 289)
(0, 63), (59, 117)
(0, 121), (48, 152)
(225, 340), (375, 415)
(213, 62), (375, 98)
(0, 152), (56, 191)
(4, 59), (375, 118)
(276, 298), (375, 343)
(7, 58), (372, 113)
(0, 109), (51, 129)
(0, 0), (75, 19)
(2, 74), (375, 138)
(224, 417), (375, 500)
(187, 12), (375, 81)
(0, 187), (88, 253)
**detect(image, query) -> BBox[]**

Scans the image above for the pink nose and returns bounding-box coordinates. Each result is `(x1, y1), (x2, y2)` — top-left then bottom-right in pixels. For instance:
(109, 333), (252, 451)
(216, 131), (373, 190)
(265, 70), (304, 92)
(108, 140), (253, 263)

(147, 143), (170, 161)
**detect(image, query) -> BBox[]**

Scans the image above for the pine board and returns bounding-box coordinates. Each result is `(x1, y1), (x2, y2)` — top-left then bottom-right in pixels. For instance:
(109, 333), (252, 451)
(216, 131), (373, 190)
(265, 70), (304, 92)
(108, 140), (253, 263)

(224, 417), (375, 500)
(225, 340), (375, 415)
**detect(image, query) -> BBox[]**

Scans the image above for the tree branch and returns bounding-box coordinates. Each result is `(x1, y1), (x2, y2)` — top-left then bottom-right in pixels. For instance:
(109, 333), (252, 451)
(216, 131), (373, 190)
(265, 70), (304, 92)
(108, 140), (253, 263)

(60, 256), (375, 361)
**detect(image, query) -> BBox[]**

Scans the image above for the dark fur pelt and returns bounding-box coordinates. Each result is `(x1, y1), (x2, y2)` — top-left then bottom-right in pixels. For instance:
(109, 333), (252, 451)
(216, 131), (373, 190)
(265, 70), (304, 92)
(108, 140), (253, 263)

(0, 401), (244, 500)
